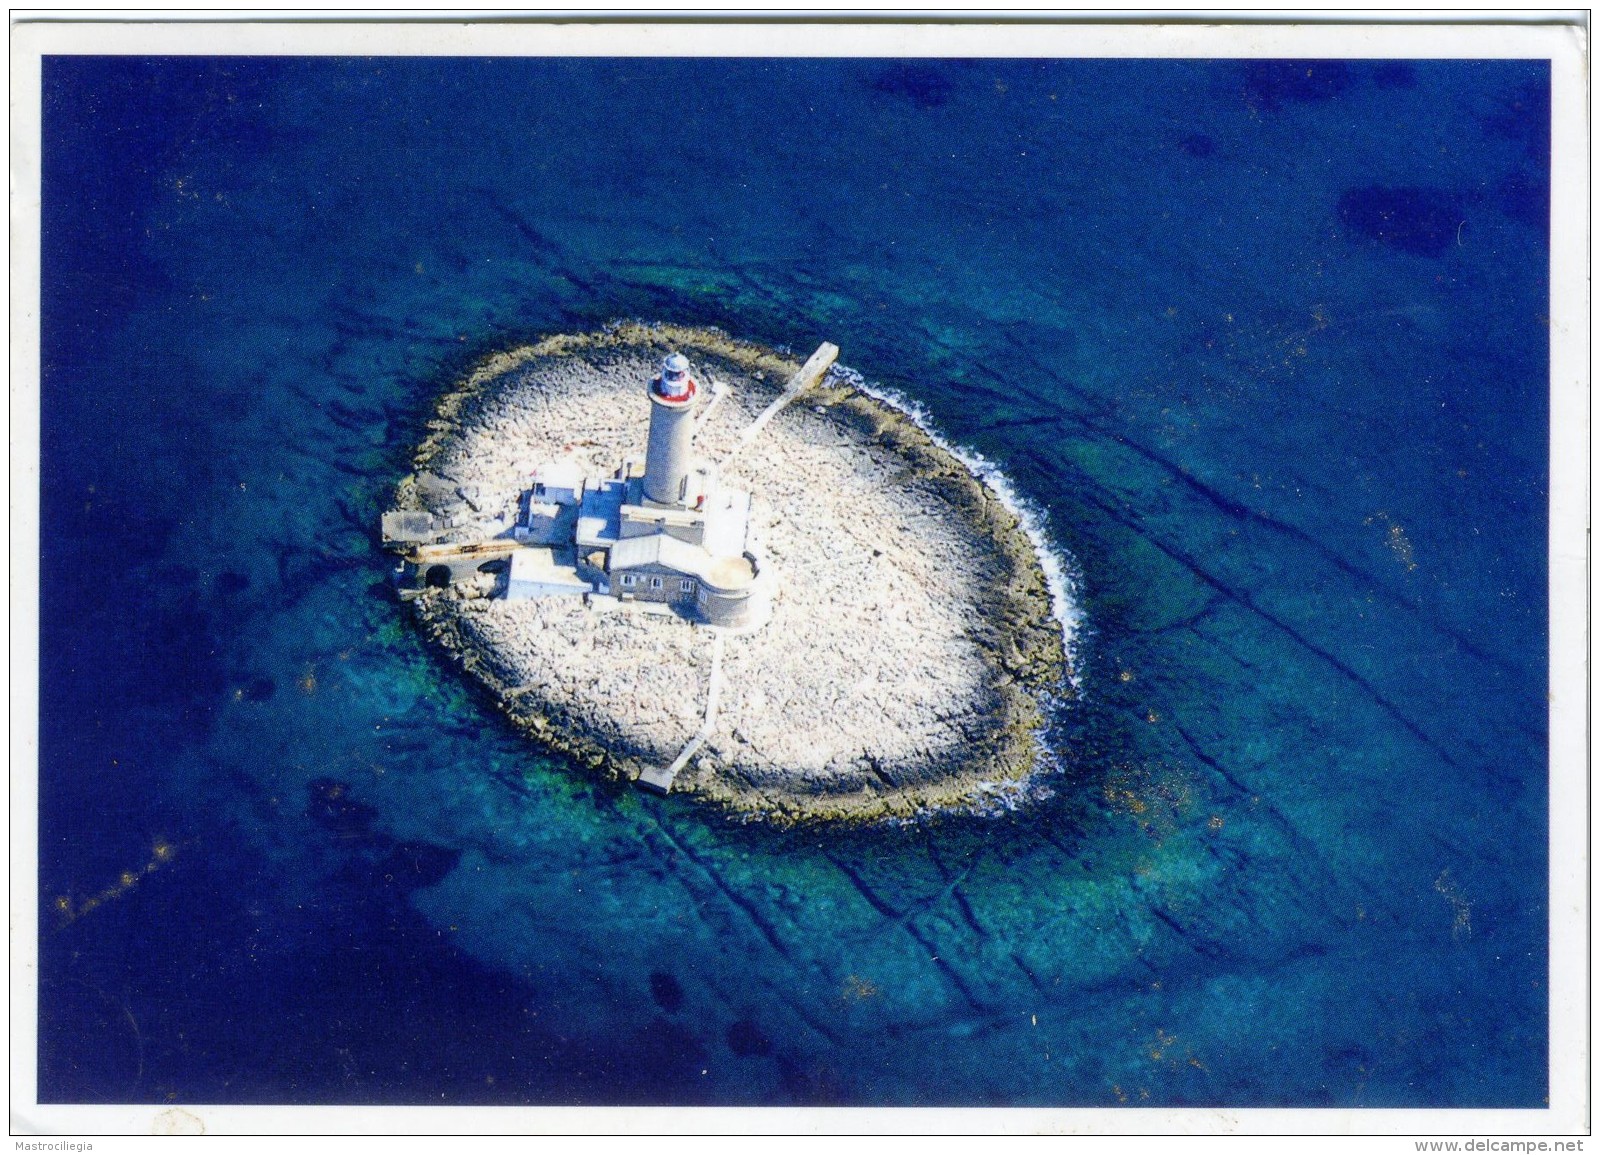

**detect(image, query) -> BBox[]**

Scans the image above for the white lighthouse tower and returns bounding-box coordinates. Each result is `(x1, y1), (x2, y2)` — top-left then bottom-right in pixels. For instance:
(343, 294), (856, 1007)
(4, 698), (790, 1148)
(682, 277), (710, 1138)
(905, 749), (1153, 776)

(643, 352), (699, 507)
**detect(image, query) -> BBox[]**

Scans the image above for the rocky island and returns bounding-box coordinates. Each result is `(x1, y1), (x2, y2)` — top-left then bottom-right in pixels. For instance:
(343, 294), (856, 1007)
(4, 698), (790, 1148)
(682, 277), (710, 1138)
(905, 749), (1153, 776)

(382, 323), (1068, 823)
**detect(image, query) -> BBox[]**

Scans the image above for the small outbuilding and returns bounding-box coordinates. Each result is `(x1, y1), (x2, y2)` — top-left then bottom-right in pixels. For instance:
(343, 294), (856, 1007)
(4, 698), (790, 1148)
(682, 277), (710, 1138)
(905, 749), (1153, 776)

(506, 547), (592, 601)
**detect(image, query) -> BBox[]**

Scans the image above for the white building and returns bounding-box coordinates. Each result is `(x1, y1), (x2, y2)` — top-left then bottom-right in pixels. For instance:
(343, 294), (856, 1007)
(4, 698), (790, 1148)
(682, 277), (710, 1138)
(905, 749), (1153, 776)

(504, 352), (772, 631)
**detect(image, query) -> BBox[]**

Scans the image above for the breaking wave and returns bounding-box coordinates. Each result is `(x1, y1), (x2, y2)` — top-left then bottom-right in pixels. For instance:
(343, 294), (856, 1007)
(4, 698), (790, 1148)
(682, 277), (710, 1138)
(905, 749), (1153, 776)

(826, 362), (1084, 692)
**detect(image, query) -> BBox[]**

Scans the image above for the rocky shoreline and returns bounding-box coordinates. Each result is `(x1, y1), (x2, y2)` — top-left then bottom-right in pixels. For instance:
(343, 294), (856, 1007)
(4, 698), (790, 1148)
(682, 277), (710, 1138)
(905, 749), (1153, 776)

(390, 322), (1069, 823)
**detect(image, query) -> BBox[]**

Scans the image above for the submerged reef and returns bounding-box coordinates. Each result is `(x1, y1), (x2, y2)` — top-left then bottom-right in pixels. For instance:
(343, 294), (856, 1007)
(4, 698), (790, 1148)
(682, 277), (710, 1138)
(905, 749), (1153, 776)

(1337, 185), (1466, 257)
(388, 323), (1068, 823)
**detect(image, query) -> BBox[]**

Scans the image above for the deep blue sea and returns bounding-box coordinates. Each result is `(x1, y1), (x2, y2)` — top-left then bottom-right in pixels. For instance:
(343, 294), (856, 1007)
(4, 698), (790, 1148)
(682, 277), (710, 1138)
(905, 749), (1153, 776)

(37, 55), (1549, 1108)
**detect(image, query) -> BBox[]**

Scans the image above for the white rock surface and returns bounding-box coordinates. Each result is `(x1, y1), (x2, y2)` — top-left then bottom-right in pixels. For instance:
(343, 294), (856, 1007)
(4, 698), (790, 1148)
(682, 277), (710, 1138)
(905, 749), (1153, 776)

(398, 328), (1061, 820)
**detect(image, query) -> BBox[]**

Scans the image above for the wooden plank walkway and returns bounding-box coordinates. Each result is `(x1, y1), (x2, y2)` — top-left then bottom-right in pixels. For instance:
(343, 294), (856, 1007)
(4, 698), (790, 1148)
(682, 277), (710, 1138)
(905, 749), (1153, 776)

(404, 539), (519, 564)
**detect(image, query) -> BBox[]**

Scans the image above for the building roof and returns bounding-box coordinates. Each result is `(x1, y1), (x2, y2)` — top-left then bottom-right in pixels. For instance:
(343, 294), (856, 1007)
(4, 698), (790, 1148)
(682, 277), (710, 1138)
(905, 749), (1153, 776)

(701, 555), (755, 592)
(508, 547), (592, 596)
(533, 460), (585, 492)
(609, 532), (711, 577)
(509, 546), (555, 575)
(381, 509), (440, 545)
(701, 486), (752, 558)
(575, 478), (624, 548)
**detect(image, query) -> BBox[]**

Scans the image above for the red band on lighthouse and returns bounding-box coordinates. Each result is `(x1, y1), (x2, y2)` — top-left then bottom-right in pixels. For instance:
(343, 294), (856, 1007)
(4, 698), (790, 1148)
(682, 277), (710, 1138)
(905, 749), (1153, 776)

(654, 374), (697, 402)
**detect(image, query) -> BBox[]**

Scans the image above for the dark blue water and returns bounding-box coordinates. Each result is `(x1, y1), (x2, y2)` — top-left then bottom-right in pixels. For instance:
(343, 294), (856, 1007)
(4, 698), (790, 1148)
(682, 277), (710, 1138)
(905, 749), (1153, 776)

(38, 55), (1548, 1107)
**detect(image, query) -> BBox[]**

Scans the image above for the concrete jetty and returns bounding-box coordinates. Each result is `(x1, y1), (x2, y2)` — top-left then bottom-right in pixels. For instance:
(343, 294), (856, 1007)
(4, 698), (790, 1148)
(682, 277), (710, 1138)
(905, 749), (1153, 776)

(726, 340), (839, 463)
(389, 323), (1067, 824)
(638, 628), (725, 794)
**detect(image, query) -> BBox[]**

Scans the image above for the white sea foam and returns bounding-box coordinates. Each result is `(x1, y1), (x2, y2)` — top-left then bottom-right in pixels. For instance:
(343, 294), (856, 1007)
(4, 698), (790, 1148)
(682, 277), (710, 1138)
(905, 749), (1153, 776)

(827, 363), (1084, 692)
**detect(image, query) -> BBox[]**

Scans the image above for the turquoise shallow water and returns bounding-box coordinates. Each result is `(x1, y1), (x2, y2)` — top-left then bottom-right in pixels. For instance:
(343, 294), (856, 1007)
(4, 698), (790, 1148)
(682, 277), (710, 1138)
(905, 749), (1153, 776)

(39, 56), (1547, 1107)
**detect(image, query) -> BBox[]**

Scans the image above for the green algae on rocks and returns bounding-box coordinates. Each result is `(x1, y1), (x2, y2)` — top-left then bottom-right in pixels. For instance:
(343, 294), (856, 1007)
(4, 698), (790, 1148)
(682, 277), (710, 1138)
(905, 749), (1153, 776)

(383, 323), (1069, 823)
